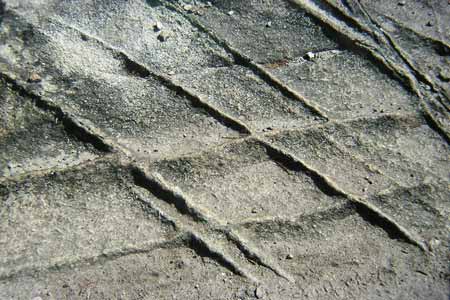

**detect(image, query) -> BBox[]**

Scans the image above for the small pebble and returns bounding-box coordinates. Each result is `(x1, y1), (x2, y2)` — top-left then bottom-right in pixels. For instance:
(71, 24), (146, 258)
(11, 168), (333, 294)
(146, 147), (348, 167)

(286, 254), (294, 260)
(428, 238), (441, 251)
(157, 31), (170, 42)
(251, 208), (257, 213)
(305, 52), (315, 61)
(266, 21), (272, 28)
(227, 10), (234, 16)
(398, 0), (406, 6)
(255, 286), (265, 299)
(438, 69), (450, 82)
(153, 21), (163, 32)
(183, 4), (193, 11)
(29, 72), (41, 82)
(426, 20), (433, 27)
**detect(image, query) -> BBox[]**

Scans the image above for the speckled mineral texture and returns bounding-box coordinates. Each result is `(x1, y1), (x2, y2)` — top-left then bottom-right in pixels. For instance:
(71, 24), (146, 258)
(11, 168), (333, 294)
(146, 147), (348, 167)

(0, 0), (449, 299)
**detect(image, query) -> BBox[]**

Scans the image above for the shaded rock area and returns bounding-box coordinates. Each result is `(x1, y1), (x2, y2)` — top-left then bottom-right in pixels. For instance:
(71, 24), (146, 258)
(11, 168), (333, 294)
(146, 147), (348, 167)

(0, 0), (449, 299)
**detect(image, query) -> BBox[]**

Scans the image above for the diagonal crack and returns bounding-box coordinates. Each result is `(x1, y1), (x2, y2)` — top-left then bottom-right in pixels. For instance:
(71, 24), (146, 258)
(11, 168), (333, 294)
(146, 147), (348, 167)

(1, 4), (438, 286)
(51, 18), (252, 135)
(0, 72), (114, 153)
(0, 236), (185, 282)
(257, 137), (429, 252)
(161, 1), (330, 121)
(288, 0), (449, 143)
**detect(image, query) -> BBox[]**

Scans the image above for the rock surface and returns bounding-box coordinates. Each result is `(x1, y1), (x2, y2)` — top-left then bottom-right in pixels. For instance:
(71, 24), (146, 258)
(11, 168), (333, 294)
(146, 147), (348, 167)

(0, 0), (449, 299)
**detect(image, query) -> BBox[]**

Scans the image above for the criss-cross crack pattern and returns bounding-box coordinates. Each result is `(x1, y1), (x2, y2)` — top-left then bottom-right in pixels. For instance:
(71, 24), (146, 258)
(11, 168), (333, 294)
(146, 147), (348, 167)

(0, 0), (449, 299)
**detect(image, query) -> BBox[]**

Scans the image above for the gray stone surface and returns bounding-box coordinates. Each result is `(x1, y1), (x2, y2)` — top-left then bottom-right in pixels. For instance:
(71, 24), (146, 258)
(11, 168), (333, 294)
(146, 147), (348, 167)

(0, 0), (449, 299)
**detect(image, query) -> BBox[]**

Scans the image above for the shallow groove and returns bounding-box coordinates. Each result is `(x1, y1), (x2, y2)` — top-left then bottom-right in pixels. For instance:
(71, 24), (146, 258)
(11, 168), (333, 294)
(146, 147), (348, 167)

(56, 20), (252, 135)
(129, 166), (286, 282)
(373, 184), (445, 219)
(225, 231), (294, 282)
(257, 138), (428, 252)
(290, 0), (449, 143)
(0, 236), (185, 282)
(118, 52), (151, 78)
(260, 140), (345, 197)
(131, 166), (209, 223)
(1, 4), (443, 292)
(154, 78), (252, 134)
(0, 73), (113, 153)
(163, 1), (330, 121)
(186, 232), (256, 282)
(232, 202), (355, 231)
(353, 200), (428, 251)
(0, 155), (116, 185)
(420, 103), (450, 144)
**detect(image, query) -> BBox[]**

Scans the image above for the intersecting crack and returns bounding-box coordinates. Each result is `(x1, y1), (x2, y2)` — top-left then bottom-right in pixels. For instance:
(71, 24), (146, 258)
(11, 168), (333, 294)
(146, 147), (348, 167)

(1, 1), (448, 298)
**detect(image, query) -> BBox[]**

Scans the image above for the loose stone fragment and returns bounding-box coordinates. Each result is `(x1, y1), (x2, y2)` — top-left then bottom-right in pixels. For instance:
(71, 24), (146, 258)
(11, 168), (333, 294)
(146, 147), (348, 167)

(28, 72), (42, 82)
(438, 69), (450, 82)
(255, 286), (265, 299)
(305, 52), (315, 61)
(153, 21), (163, 32)
(157, 31), (170, 42)
(427, 239), (441, 251)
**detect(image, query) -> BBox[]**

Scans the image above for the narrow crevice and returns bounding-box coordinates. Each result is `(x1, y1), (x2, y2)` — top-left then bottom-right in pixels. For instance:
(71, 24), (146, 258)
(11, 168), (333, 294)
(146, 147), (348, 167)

(60, 117), (112, 152)
(308, 0), (371, 39)
(420, 106), (450, 145)
(186, 232), (253, 280)
(0, 0), (5, 26)
(261, 141), (345, 197)
(353, 200), (427, 251)
(131, 167), (208, 223)
(288, 0), (374, 51)
(225, 231), (294, 282)
(164, 1), (329, 120)
(259, 137), (428, 252)
(118, 53), (151, 78)
(0, 73), (113, 153)
(347, 2), (450, 144)
(340, 0), (354, 14)
(289, 0), (450, 143)
(57, 20), (251, 135)
(155, 75), (252, 134)
(288, 0), (419, 92)
(122, 56), (251, 133)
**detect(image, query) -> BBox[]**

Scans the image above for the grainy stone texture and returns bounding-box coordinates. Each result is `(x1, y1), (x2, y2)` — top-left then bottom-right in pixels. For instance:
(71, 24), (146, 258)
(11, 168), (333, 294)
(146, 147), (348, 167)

(0, 0), (449, 299)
